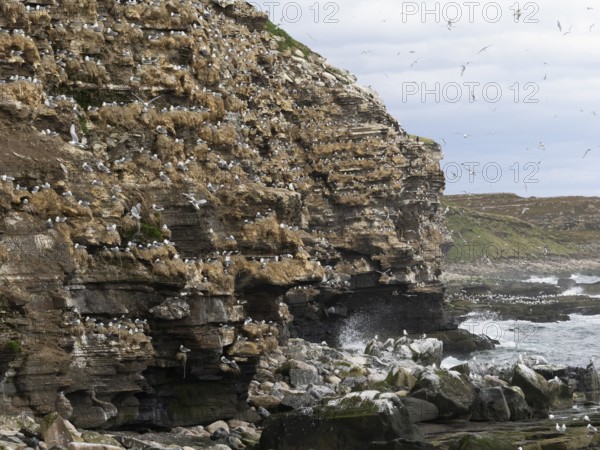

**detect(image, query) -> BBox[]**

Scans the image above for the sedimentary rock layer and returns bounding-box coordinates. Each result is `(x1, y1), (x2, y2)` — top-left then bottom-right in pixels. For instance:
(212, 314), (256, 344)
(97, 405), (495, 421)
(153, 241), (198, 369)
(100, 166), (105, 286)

(0, 0), (446, 427)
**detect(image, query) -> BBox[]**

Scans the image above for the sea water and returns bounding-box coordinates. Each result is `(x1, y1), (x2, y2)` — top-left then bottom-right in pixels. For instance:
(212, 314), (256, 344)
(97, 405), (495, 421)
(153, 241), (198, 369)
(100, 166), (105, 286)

(341, 273), (600, 369)
(454, 312), (600, 368)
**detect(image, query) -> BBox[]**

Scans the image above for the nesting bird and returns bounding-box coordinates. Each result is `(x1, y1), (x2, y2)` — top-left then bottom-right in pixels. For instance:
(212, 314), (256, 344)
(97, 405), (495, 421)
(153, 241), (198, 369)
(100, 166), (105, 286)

(219, 355), (241, 376)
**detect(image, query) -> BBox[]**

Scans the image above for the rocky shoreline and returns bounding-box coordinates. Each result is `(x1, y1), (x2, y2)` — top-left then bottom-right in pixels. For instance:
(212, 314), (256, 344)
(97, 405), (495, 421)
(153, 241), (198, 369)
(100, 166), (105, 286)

(2, 330), (599, 450)
(0, 0), (599, 448)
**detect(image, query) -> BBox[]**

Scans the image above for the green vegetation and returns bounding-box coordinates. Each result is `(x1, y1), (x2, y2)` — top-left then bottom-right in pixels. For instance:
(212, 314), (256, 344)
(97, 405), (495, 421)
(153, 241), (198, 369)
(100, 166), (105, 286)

(120, 221), (163, 242)
(141, 222), (163, 240)
(441, 194), (600, 262)
(408, 134), (436, 145)
(78, 115), (88, 134)
(265, 20), (311, 57)
(5, 340), (21, 353)
(56, 87), (99, 109)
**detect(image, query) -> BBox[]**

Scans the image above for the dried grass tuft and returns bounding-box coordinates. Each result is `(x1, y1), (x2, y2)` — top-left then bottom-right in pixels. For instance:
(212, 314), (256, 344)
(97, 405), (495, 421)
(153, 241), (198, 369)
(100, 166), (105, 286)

(0, 34), (40, 66)
(56, 0), (98, 21)
(98, 103), (142, 130)
(0, 81), (44, 107)
(0, 0), (25, 26)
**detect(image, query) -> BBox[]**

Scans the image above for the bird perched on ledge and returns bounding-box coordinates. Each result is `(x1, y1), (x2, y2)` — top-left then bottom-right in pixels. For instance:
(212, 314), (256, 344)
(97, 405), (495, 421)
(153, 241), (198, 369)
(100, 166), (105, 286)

(176, 345), (191, 378)
(219, 355), (241, 376)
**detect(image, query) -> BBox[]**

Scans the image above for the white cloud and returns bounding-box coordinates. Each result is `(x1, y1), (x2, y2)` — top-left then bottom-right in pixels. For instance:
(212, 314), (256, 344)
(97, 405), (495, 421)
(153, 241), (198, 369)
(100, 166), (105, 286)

(270, 0), (600, 196)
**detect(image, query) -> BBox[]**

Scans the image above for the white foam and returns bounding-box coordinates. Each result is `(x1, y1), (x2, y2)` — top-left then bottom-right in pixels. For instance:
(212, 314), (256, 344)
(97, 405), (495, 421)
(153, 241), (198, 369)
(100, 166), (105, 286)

(570, 274), (600, 284)
(560, 286), (585, 296)
(441, 356), (465, 369)
(524, 275), (559, 285)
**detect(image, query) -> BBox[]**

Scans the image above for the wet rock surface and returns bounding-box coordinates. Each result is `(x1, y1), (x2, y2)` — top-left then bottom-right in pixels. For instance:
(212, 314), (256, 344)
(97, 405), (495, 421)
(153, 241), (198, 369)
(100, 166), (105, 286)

(2, 334), (600, 449)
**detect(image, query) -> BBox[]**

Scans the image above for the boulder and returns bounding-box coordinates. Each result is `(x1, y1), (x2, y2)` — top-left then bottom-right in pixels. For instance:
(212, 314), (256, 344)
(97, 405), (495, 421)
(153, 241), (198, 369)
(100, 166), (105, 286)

(68, 443), (123, 450)
(411, 368), (474, 419)
(401, 397), (439, 423)
(40, 412), (82, 448)
(578, 364), (600, 403)
(448, 433), (515, 450)
(547, 377), (572, 409)
(427, 329), (496, 354)
(511, 363), (550, 416)
(80, 432), (123, 447)
(206, 420), (230, 434)
(278, 360), (320, 387)
(248, 394), (282, 410)
(306, 384), (336, 401)
(259, 392), (425, 450)
(408, 339), (443, 366)
(501, 386), (532, 421)
(533, 364), (570, 379)
(367, 439), (437, 449)
(289, 365), (320, 386)
(278, 392), (317, 411)
(340, 376), (369, 392)
(0, 414), (40, 436)
(386, 367), (417, 390)
(469, 387), (510, 422)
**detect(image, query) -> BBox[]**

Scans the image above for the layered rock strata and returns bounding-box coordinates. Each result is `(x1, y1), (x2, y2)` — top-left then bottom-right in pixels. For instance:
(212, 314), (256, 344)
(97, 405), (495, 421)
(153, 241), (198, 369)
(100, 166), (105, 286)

(0, 0), (446, 427)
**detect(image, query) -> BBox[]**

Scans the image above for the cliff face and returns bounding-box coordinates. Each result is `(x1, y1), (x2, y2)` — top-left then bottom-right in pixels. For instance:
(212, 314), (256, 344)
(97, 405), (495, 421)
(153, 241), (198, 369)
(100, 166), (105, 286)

(0, 0), (446, 428)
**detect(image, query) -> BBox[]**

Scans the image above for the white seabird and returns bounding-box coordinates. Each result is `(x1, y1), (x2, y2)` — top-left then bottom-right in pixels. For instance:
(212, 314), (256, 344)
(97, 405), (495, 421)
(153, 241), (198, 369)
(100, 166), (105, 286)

(220, 355), (240, 369)
(131, 203), (142, 220)
(69, 124), (80, 145)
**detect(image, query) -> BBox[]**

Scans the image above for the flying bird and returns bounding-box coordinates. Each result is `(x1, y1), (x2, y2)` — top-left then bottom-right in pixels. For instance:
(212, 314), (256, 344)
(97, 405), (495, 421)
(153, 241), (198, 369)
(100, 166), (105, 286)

(460, 62), (471, 76)
(189, 198), (208, 210)
(130, 203), (141, 220)
(477, 45), (491, 54)
(69, 124), (81, 145)
(514, 8), (522, 21)
(133, 93), (163, 112)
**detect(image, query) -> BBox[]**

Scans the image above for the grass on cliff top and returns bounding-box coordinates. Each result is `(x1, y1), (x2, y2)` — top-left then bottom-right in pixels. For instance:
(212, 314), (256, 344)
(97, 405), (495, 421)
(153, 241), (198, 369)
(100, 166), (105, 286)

(265, 21), (311, 57)
(441, 196), (579, 262)
(408, 134), (436, 145)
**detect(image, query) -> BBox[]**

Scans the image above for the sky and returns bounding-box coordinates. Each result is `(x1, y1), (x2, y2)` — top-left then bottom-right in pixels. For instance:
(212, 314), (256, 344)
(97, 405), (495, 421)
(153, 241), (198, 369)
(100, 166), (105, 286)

(248, 0), (600, 197)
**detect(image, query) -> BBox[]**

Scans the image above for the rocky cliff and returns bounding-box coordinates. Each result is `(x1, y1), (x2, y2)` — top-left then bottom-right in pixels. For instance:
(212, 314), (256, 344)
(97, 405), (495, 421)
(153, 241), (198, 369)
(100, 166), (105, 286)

(0, 0), (446, 428)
